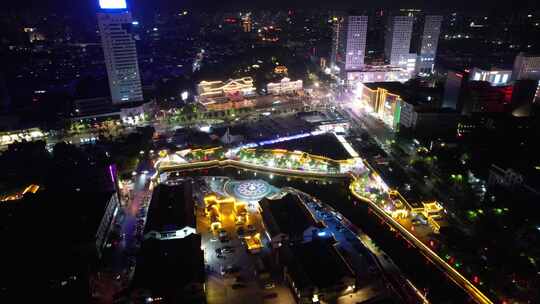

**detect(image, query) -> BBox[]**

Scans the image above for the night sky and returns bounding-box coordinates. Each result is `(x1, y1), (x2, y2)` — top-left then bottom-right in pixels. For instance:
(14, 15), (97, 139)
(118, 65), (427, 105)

(2, 0), (540, 13)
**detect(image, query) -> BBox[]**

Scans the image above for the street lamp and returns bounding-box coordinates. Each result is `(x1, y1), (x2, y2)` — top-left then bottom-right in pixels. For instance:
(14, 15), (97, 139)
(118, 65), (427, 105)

(181, 91), (189, 101)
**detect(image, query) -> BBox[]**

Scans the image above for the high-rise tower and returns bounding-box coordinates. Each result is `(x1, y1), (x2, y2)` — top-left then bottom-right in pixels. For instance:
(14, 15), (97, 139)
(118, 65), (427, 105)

(97, 0), (143, 104)
(415, 15), (442, 75)
(384, 15), (414, 67)
(331, 15), (368, 72)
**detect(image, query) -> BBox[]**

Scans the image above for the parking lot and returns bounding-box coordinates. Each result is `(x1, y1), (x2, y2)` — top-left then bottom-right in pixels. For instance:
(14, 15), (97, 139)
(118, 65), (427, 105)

(195, 183), (295, 304)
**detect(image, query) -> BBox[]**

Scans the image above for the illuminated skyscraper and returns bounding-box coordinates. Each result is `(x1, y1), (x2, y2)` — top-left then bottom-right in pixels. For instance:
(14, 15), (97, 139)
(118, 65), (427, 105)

(331, 15), (368, 72)
(97, 0), (143, 104)
(415, 15), (442, 75)
(512, 52), (540, 81)
(384, 15), (414, 67)
(512, 53), (540, 104)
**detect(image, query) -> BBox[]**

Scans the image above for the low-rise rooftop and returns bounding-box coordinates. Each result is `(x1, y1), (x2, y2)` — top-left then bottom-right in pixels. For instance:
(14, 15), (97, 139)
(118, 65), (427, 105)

(260, 193), (322, 240)
(286, 236), (355, 290)
(144, 182), (195, 235)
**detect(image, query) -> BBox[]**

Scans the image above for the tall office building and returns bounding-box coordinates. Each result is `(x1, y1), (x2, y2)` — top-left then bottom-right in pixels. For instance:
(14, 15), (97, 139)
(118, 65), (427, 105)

(415, 15), (442, 75)
(512, 53), (540, 104)
(442, 70), (467, 110)
(331, 15), (368, 72)
(384, 15), (414, 67)
(512, 53), (540, 81)
(97, 0), (143, 104)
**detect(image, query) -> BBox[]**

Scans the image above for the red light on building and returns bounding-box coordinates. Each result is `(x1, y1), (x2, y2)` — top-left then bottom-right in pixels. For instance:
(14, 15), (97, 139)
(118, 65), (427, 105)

(500, 85), (514, 103)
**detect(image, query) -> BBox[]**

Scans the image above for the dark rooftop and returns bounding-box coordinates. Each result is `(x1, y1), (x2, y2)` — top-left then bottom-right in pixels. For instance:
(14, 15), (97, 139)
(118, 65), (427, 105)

(132, 235), (205, 300)
(144, 182), (195, 234)
(0, 188), (115, 301)
(260, 192), (321, 239)
(365, 81), (443, 108)
(286, 236), (355, 290)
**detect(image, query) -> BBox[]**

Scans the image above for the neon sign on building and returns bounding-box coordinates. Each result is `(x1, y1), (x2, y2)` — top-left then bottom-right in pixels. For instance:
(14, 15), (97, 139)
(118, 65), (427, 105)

(99, 0), (127, 9)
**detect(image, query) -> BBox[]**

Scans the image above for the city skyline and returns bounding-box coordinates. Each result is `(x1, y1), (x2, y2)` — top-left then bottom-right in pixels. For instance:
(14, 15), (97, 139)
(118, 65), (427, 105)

(1, 3), (540, 304)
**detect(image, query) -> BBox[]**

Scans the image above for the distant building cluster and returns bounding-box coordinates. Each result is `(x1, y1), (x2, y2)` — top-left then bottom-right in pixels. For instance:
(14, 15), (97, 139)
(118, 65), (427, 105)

(357, 81), (460, 135)
(331, 12), (443, 84)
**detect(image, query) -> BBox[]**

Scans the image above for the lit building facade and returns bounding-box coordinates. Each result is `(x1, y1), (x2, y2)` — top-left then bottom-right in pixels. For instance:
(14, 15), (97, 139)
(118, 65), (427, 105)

(385, 15), (414, 68)
(197, 77), (256, 105)
(242, 13), (252, 32)
(415, 15), (442, 75)
(267, 78), (303, 95)
(331, 15), (368, 71)
(399, 102), (460, 135)
(442, 70), (466, 110)
(512, 53), (540, 102)
(346, 65), (411, 85)
(489, 165), (524, 188)
(274, 65), (288, 75)
(512, 52), (540, 81)
(357, 83), (403, 130)
(0, 128), (46, 148)
(97, 1), (143, 104)
(470, 67), (512, 86)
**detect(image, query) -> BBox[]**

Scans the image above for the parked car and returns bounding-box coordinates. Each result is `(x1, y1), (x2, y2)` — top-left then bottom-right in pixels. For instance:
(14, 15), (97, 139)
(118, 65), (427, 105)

(264, 283), (275, 289)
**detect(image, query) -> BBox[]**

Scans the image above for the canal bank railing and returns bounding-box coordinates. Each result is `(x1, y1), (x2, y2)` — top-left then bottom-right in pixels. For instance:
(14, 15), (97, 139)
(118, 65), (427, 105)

(156, 159), (351, 182)
(349, 181), (493, 304)
(155, 158), (492, 304)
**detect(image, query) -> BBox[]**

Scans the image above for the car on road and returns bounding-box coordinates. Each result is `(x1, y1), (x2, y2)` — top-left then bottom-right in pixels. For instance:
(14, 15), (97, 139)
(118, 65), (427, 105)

(264, 283), (275, 289)
(222, 246), (235, 253)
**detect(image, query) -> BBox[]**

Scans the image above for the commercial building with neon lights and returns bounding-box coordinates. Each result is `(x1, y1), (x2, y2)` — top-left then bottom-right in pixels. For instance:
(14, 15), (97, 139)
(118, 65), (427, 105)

(197, 77), (256, 106)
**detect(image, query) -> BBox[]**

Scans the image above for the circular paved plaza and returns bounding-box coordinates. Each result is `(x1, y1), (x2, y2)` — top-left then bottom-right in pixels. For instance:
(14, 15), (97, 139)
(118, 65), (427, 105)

(225, 180), (274, 202)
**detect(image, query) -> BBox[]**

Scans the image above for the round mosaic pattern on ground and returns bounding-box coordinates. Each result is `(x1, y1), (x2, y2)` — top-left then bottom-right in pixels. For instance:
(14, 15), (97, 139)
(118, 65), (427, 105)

(225, 179), (275, 202)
